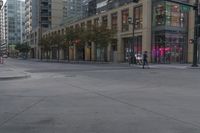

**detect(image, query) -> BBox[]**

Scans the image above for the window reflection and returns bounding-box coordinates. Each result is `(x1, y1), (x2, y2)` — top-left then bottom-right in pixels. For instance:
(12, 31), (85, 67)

(153, 2), (187, 28)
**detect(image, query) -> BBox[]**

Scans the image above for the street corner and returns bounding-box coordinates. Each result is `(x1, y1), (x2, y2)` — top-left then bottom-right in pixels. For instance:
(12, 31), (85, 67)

(187, 66), (200, 69)
(0, 66), (31, 81)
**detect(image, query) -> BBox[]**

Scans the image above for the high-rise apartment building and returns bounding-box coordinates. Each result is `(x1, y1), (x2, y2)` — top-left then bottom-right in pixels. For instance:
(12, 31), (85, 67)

(25, 0), (32, 45)
(0, 10), (4, 44)
(3, 0), (25, 46)
(0, 0), (4, 55)
(62, 0), (83, 25)
(87, 0), (133, 16)
(26, 0), (64, 58)
(0, 0), (2, 8)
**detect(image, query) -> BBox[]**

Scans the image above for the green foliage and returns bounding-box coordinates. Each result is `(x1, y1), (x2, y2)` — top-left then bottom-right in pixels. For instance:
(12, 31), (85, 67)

(52, 34), (65, 48)
(15, 43), (31, 53)
(39, 37), (51, 51)
(64, 25), (115, 48)
(91, 25), (115, 48)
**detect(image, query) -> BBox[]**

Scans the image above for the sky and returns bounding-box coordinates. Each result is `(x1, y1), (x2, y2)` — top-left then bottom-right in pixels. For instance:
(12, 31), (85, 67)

(3, 0), (25, 4)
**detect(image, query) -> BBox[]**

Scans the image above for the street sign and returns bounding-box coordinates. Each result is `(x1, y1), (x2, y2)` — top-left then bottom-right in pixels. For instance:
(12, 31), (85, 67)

(181, 5), (190, 12)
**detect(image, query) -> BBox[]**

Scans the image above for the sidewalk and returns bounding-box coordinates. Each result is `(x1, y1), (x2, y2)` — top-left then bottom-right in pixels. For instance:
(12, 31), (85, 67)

(15, 58), (200, 70)
(29, 58), (200, 69)
(0, 63), (30, 80)
(149, 64), (200, 69)
(111, 63), (200, 69)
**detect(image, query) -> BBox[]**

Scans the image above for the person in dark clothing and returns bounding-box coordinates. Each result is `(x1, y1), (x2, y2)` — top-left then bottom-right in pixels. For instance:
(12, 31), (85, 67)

(142, 51), (149, 69)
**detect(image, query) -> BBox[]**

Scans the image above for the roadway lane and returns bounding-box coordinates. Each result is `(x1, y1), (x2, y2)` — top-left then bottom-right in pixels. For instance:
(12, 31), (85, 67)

(0, 58), (200, 133)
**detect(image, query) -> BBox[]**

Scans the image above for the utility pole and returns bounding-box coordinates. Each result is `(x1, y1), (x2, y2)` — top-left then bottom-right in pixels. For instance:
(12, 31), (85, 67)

(164, 0), (199, 67)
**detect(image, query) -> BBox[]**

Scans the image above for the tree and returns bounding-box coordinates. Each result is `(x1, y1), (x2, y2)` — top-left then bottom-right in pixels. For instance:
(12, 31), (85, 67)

(15, 43), (31, 58)
(39, 37), (51, 59)
(64, 25), (115, 61)
(90, 25), (115, 61)
(51, 34), (65, 60)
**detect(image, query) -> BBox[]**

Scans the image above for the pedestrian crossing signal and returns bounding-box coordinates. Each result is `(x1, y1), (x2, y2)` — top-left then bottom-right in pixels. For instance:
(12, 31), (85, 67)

(189, 39), (194, 44)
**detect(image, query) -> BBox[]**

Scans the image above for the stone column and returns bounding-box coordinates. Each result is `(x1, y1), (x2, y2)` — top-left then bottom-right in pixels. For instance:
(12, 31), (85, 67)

(73, 44), (76, 60)
(142, 0), (152, 62)
(117, 8), (123, 62)
(91, 42), (96, 61)
(188, 9), (195, 63)
(85, 44), (91, 61)
(117, 37), (124, 62)
(107, 43), (111, 62)
(59, 49), (64, 60)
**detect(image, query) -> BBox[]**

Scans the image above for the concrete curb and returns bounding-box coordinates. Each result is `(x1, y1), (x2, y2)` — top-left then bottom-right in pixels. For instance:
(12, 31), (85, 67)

(0, 73), (31, 81)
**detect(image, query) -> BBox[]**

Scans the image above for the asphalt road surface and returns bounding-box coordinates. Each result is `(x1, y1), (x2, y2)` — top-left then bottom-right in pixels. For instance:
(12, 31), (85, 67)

(0, 59), (200, 133)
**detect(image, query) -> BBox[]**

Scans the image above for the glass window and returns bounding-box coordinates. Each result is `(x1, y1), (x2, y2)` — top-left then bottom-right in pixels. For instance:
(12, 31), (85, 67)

(134, 6), (143, 29)
(154, 3), (165, 26)
(153, 2), (188, 28)
(81, 22), (85, 28)
(121, 9), (129, 32)
(111, 12), (118, 30)
(102, 15), (108, 27)
(152, 31), (187, 64)
(87, 20), (92, 30)
(94, 18), (99, 27)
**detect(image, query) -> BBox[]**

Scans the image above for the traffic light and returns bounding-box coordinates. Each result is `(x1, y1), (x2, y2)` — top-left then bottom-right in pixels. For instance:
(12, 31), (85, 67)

(133, 0), (139, 3)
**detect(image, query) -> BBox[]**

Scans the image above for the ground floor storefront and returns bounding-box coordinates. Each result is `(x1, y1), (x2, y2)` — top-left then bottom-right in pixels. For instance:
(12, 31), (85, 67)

(31, 32), (196, 64)
(30, 35), (197, 64)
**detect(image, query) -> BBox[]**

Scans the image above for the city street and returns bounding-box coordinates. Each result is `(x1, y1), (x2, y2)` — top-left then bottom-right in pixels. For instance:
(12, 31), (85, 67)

(0, 58), (200, 133)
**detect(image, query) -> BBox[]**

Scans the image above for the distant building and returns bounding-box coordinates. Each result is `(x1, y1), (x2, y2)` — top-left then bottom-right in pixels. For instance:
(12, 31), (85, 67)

(87, 0), (133, 16)
(0, 5), (6, 55)
(41, 0), (197, 64)
(62, 0), (83, 25)
(25, 0), (65, 58)
(0, 0), (3, 8)
(3, 0), (25, 46)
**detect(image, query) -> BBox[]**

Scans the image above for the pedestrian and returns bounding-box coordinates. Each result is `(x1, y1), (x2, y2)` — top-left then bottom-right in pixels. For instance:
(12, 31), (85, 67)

(142, 51), (149, 69)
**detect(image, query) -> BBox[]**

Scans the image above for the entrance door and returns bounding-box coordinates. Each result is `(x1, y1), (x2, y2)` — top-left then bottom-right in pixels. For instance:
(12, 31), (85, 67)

(170, 44), (183, 63)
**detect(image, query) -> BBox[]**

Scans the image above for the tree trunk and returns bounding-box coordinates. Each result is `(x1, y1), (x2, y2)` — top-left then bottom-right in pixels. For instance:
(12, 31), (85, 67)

(58, 48), (60, 61)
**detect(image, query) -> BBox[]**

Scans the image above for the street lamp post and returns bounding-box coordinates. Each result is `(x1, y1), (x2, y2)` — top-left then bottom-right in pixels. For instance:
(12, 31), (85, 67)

(192, 0), (199, 67)
(128, 16), (136, 65)
(126, 0), (140, 65)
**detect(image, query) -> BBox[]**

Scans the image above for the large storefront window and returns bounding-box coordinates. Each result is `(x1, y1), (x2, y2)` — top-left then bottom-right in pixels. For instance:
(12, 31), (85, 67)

(152, 31), (187, 64)
(124, 36), (142, 62)
(152, 0), (188, 64)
